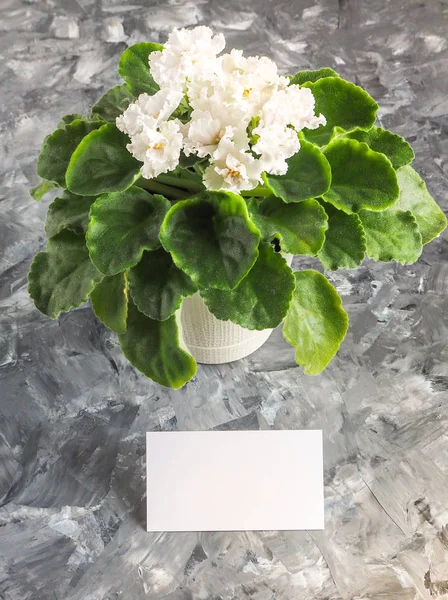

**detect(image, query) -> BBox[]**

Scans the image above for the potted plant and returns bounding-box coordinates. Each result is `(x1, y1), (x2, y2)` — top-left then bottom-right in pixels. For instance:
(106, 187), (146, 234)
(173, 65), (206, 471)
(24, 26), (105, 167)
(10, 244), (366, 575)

(28, 26), (447, 389)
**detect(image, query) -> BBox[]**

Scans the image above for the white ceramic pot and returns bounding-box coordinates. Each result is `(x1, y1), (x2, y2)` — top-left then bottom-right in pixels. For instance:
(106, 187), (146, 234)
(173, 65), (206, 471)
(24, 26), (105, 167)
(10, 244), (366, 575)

(179, 253), (293, 364)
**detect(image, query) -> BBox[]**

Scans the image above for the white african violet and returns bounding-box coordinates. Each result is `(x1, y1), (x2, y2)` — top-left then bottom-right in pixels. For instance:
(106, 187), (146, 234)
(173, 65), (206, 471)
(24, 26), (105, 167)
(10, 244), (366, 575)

(116, 26), (326, 192)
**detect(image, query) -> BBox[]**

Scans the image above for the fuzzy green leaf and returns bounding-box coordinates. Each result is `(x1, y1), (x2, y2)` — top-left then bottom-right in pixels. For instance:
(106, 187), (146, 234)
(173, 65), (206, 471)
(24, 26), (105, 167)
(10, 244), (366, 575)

(155, 166), (205, 192)
(263, 140), (331, 202)
(37, 120), (105, 187)
(396, 165), (447, 244)
(30, 178), (57, 201)
(57, 114), (85, 128)
(160, 191), (261, 290)
(359, 209), (423, 264)
(128, 249), (197, 321)
(322, 138), (399, 213)
(283, 270), (348, 375)
(318, 204), (366, 270)
(337, 127), (414, 169)
(301, 77), (378, 146)
(178, 152), (202, 169)
(91, 84), (135, 122)
(200, 243), (295, 330)
(90, 272), (128, 334)
(66, 123), (141, 196)
(45, 191), (96, 238)
(118, 300), (196, 389)
(28, 230), (103, 319)
(118, 42), (163, 96)
(87, 187), (170, 276)
(248, 196), (328, 255)
(289, 67), (339, 86)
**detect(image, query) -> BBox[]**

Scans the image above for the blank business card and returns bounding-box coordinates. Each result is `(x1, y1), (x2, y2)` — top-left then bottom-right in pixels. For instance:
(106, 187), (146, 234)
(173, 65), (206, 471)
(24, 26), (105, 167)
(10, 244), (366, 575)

(146, 430), (324, 532)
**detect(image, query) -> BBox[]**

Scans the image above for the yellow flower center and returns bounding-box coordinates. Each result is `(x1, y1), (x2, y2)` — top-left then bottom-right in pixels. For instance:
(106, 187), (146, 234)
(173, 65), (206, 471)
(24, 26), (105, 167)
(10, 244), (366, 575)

(152, 143), (164, 150)
(243, 88), (252, 98)
(226, 167), (241, 180)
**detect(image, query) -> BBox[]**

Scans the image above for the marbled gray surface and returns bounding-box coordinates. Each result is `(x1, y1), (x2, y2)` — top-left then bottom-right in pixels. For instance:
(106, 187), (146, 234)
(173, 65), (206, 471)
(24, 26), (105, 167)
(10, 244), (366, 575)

(1, 0), (448, 598)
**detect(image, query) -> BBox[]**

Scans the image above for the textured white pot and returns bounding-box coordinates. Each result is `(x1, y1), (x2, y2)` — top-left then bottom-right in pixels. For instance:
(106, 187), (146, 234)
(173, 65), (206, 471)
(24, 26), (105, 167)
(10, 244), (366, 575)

(179, 253), (293, 364)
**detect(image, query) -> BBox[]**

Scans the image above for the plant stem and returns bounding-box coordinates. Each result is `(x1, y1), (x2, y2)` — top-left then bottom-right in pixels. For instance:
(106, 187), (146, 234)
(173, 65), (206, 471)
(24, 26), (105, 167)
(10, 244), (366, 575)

(241, 186), (271, 198)
(135, 178), (191, 200)
(155, 174), (204, 192)
(193, 162), (206, 177)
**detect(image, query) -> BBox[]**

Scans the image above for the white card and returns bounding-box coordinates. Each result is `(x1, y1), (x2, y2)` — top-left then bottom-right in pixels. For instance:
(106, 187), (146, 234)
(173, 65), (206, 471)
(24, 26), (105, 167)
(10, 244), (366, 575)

(146, 430), (324, 532)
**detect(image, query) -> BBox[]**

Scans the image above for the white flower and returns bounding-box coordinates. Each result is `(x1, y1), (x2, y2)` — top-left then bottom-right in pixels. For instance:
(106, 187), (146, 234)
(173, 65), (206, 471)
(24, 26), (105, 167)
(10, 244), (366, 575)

(116, 88), (182, 136)
(214, 50), (280, 113)
(203, 138), (263, 193)
(218, 50), (278, 90)
(183, 109), (249, 158)
(286, 85), (326, 131)
(259, 84), (326, 131)
(186, 50), (280, 118)
(149, 26), (225, 91)
(127, 120), (183, 180)
(137, 88), (183, 122)
(277, 75), (290, 90)
(253, 125), (300, 175)
(116, 103), (143, 136)
(187, 84), (251, 131)
(116, 26), (328, 192)
(183, 111), (235, 157)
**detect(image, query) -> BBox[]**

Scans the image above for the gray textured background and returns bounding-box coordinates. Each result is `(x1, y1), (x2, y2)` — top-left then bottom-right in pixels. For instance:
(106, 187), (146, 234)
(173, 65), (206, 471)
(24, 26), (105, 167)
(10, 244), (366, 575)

(1, 0), (448, 598)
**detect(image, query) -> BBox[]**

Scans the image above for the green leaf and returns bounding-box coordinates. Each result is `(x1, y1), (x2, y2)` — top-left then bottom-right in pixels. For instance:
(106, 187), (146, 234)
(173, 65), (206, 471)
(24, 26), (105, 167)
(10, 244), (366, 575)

(28, 230), (103, 319)
(90, 272), (128, 334)
(337, 127), (414, 169)
(318, 204), (366, 270)
(91, 84), (135, 122)
(160, 191), (261, 290)
(301, 77), (378, 146)
(396, 165), (447, 244)
(200, 243), (295, 330)
(118, 42), (163, 96)
(66, 123), (142, 196)
(45, 191), (96, 238)
(172, 97), (193, 123)
(289, 67), (339, 86)
(283, 270), (348, 375)
(37, 120), (105, 187)
(118, 300), (196, 389)
(322, 138), (399, 213)
(128, 249), (197, 321)
(248, 196), (328, 255)
(263, 140), (331, 203)
(87, 187), (170, 276)
(155, 166), (205, 193)
(358, 209), (423, 264)
(178, 152), (202, 169)
(57, 114), (85, 128)
(30, 178), (57, 201)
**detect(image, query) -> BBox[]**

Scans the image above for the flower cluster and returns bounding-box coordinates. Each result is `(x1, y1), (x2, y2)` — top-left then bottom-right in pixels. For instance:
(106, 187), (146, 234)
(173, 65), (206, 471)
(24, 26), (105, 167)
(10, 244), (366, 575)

(116, 26), (326, 192)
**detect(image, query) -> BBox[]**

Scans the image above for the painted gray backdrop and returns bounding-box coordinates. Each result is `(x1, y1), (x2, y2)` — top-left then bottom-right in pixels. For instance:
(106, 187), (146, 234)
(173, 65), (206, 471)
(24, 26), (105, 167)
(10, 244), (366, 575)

(1, 0), (448, 598)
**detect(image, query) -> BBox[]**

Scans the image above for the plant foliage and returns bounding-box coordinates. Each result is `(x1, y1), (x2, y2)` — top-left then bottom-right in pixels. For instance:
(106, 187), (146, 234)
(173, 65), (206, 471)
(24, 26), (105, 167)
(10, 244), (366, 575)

(28, 38), (446, 388)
